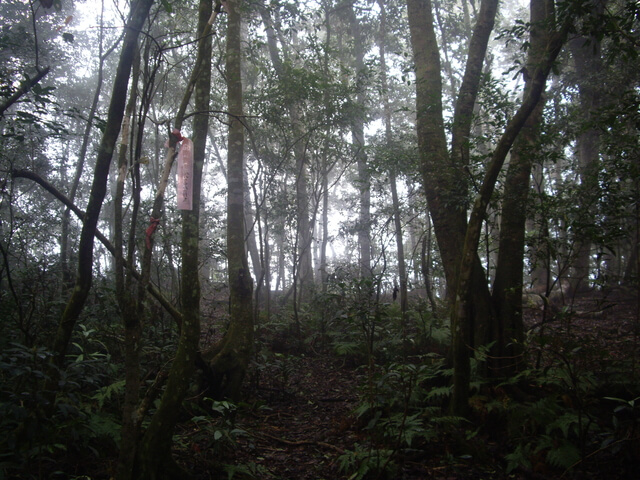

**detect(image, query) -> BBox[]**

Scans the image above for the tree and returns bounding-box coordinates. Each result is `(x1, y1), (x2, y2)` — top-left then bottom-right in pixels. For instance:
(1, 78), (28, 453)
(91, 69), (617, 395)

(408, 0), (567, 414)
(490, 0), (553, 376)
(51, 0), (154, 369)
(204, 0), (255, 401)
(133, 0), (214, 477)
(377, 0), (408, 324)
(345, 1), (372, 278)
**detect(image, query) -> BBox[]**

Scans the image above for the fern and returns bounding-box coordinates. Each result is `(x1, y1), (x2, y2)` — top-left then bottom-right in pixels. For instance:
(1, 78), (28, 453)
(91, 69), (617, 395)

(543, 438), (581, 470)
(546, 411), (579, 438)
(334, 341), (360, 357)
(91, 379), (125, 409)
(505, 444), (532, 473)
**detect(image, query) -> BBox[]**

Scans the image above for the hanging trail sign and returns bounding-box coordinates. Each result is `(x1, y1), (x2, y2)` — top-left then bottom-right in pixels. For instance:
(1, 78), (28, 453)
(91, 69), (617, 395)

(176, 138), (194, 210)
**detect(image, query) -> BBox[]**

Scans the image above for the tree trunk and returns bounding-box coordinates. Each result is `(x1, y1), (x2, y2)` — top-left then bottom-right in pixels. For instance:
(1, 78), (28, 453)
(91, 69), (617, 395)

(348, 4), (371, 278)
(491, 0), (550, 377)
(567, 31), (603, 296)
(61, 1), (115, 287)
(134, 1), (212, 478)
(408, 0), (567, 415)
(51, 0), (154, 368)
(450, 0), (566, 415)
(407, 0), (499, 414)
(258, 1), (313, 301)
(378, 0), (407, 322)
(205, 0), (254, 401)
(114, 45), (142, 480)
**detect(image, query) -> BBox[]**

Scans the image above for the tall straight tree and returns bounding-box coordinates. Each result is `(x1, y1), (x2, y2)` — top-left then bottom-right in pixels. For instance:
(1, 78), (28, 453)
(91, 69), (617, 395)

(567, 20), (604, 296)
(377, 0), (408, 320)
(205, 0), (254, 401)
(258, 1), (314, 301)
(51, 0), (154, 368)
(347, 2), (372, 277)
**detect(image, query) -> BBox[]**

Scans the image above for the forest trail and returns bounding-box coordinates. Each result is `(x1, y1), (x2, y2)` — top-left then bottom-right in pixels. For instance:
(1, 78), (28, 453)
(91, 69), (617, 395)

(232, 354), (361, 479)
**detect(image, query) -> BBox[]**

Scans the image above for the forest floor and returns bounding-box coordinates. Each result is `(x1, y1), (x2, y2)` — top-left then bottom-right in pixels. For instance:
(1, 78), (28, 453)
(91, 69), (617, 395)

(178, 287), (639, 480)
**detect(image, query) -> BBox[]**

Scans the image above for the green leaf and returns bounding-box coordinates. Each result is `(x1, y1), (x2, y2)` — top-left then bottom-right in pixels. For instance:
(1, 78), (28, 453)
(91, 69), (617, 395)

(161, 0), (173, 13)
(545, 440), (581, 470)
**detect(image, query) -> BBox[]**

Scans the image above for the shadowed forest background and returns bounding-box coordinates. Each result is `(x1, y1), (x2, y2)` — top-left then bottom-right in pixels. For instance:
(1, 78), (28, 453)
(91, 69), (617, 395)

(1, 0), (639, 479)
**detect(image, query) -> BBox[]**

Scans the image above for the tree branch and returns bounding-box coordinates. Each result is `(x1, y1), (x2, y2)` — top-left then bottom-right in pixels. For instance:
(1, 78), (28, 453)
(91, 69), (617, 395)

(11, 168), (183, 326)
(0, 66), (51, 117)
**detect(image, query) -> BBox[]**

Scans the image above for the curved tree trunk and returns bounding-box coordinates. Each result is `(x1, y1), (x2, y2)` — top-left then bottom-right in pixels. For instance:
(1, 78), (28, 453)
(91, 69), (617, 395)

(60, 1), (121, 287)
(491, 0), (551, 377)
(407, 0), (499, 414)
(450, 0), (567, 415)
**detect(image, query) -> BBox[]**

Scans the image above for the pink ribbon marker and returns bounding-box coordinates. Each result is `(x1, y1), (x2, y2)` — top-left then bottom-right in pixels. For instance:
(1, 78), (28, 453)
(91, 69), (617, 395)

(176, 138), (194, 210)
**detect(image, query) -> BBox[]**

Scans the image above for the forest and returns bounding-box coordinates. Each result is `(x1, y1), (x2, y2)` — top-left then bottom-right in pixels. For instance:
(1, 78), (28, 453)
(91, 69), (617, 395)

(1, 0), (639, 478)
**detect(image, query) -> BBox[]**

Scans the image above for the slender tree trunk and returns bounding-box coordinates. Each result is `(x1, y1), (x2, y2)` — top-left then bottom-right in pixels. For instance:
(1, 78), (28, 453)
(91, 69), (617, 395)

(205, 0), (254, 401)
(491, 0), (550, 377)
(347, 4), (371, 278)
(567, 31), (603, 296)
(378, 0), (408, 321)
(245, 167), (263, 293)
(114, 46), (142, 480)
(258, 1), (313, 301)
(51, 0), (154, 368)
(61, 0), (115, 286)
(134, 1), (212, 478)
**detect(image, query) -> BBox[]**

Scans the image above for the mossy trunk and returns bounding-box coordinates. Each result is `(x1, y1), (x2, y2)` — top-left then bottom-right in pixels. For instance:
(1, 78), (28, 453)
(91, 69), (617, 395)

(205, 0), (254, 401)
(133, 1), (213, 478)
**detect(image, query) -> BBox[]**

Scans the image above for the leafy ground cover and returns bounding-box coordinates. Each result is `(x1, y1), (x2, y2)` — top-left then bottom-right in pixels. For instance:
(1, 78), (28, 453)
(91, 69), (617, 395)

(2, 288), (638, 479)
(170, 288), (639, 480)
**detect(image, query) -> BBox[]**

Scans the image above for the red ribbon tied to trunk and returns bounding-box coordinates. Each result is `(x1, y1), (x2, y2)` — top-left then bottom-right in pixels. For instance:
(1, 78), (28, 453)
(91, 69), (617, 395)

(145, 217), (160, 250)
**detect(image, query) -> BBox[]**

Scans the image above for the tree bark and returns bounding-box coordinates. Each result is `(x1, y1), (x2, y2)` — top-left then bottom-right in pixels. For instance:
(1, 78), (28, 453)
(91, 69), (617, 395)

(205, 0), (254, 401)
(51, 0), (154, 368)
(134, 1), (212, 478)
(491, 0), (550, 377)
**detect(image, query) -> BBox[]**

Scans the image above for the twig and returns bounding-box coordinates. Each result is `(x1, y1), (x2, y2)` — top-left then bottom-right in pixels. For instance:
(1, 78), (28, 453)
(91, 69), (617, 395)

(250, 431), (346, 454)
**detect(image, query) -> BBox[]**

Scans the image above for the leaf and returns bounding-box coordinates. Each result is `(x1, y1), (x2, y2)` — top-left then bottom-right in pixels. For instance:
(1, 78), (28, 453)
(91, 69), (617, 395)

(161, 0), (173, 13)
(545, 440), (581, 470)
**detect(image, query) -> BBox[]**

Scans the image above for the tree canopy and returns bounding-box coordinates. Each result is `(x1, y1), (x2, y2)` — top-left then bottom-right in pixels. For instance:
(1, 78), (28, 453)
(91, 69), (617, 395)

(1, 0), (639, 478)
